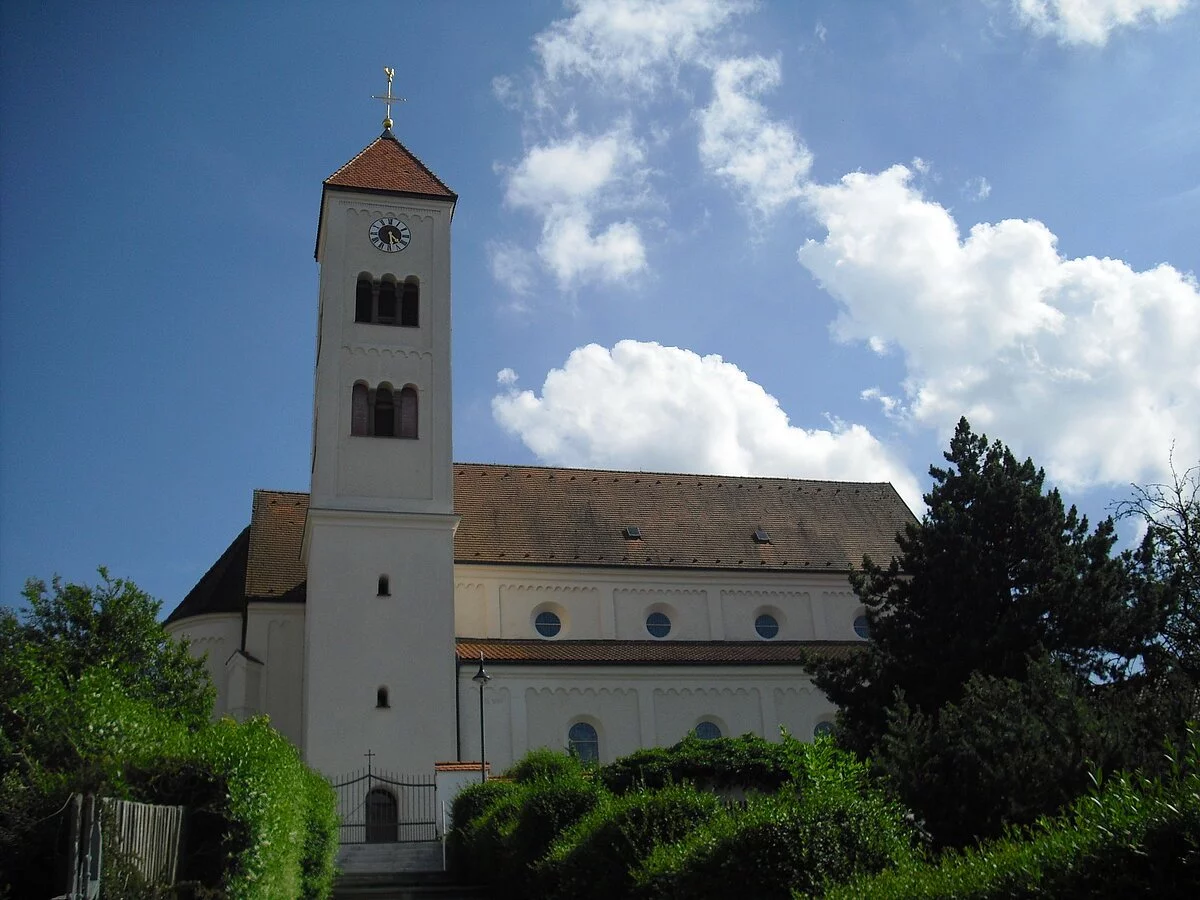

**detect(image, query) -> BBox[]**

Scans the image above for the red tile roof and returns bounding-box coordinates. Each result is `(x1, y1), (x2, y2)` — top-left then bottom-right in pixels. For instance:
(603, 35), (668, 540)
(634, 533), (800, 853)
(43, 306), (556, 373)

(455, 639), (861, 666)
(169, 463), (914, 621)
(453, 463), (913, 572)
(324, 131), (456, 199)
(244, 489), (308, 601)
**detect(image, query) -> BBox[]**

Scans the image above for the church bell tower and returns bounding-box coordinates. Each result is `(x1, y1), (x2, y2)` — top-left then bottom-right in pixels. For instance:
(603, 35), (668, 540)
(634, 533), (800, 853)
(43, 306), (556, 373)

(303, 81), (458, 778)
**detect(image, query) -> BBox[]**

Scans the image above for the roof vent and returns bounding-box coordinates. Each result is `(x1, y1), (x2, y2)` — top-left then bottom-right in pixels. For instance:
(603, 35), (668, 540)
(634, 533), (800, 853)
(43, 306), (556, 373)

(753, 528), (771, 544)
(623, 526), (642, 540)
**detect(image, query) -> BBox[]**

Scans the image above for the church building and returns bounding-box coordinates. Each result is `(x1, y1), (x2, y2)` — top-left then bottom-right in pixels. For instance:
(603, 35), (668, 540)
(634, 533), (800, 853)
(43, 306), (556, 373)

(164, 112), (913, 797)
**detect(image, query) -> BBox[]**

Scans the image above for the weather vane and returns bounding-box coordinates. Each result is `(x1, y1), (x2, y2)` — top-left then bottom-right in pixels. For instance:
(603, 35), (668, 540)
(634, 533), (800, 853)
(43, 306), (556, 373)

(372, 67), (406, 131)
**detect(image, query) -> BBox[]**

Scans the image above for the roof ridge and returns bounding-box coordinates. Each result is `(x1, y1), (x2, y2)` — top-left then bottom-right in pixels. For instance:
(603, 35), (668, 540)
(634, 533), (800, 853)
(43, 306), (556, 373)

(452, 460), (894, 489)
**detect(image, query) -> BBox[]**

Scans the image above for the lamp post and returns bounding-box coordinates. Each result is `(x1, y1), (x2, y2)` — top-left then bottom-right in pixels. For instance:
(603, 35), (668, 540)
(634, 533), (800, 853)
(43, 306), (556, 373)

(471, 653), (492, 783)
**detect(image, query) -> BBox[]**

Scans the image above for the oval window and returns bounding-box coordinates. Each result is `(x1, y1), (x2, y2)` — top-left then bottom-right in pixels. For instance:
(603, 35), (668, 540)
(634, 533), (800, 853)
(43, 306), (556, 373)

(853, 615), (871, 640)
(535, 610), (562, 638)
(755, 613), (779, 639)
(694, 721), (722, 740)
(646, 611), (671, 638)
(814, 721), (835, 739)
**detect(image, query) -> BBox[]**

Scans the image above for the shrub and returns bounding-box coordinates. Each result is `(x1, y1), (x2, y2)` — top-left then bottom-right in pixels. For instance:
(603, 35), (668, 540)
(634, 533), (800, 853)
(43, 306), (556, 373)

(507, 772), (606, 897)
(298, 768), (339, 900)
(636, 769), (915, 899)
(505, 747), (585, 783)
(447, 779), (521, 880)
(821, 730), (1200, 899)
(538, 782), (722, 900)
(599, 733), (806, 795)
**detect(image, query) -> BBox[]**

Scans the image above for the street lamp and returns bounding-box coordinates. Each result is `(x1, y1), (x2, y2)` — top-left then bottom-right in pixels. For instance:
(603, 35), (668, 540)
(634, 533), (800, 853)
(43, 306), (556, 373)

(471, 653), (492, 783)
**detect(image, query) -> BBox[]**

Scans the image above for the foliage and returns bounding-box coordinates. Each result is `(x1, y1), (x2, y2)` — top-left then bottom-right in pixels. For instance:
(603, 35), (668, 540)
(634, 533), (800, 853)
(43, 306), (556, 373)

(505, 746), (587, 783)
(635, 775), (915, 899)
(1115, 456), (1200, 683)
(4, 570), (214, 731)
(537, 782), (722, 900)
(0, 571), (337, 899)
(822, 728), (1200, 899)
(447, 751), (607, 897)
(506, 771), (606, 897)
(808, 418), (1169, 843)
(599, 732), (812, 795)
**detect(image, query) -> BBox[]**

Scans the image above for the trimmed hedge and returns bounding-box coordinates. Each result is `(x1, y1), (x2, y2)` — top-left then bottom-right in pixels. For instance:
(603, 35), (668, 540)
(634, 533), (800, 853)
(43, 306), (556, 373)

(506, 747), (588, 783)
(599, 733), (811, 794)
(821, 731), (1200, 899)
(538, 782), (723, 900)
(635, 773), (915, 899)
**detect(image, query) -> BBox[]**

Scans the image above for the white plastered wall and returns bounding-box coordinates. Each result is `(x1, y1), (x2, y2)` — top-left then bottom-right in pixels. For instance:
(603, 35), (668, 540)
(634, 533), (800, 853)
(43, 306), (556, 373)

(165, 613), (241, 717)
(455, 664), (835, 772)
(454, 564), (867, 643)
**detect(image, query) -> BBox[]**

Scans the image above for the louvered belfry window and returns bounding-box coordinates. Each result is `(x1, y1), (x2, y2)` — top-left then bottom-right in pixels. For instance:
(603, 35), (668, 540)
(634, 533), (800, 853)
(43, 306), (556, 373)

(374, 386), (395, 437)
(355, 277), (373, 322)
(398, 386), (418, 439)
(351, 384), (369, 436)
(400, 279), (419, 327)
(377, 281), (397, 323)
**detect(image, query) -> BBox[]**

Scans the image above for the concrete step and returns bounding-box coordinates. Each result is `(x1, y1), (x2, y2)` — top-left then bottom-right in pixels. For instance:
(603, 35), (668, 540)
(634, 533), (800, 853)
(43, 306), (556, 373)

(333, 871), (488, 900)
(337, 840), (445, 875)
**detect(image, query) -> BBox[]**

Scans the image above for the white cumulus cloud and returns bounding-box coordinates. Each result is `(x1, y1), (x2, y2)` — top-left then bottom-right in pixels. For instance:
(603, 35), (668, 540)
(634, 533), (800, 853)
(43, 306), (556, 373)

(1012, 0), (1190, 45)
(492, 340), (923, 511)
(535, 0), (753, 91)
(797, 164), (1200, 491)
(698, 56), (813, 217)
(502, 128), (649, 288)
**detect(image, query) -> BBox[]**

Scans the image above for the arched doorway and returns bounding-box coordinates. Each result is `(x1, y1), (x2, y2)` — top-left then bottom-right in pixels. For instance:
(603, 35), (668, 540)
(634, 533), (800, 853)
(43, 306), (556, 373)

(365, 787), (398, 843)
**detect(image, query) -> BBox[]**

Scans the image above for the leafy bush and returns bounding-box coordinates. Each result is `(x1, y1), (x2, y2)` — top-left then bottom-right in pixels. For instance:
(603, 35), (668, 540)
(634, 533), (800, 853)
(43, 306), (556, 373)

(447, 751), (607, 898)
(447, 779), (521, 879)
(636, 783), (915, 900)
(599, 733), (811, 795)
(507, 772), (606, 897)
(822, 730), (1200, 899)
(505, 747), (585, 783)
(538, 782), (722, 900)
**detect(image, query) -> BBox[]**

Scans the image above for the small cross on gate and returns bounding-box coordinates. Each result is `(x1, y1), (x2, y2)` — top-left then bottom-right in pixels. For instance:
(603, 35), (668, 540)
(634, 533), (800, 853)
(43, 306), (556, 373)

(372, 67), (406, 131)
(364, 748), (375, 775)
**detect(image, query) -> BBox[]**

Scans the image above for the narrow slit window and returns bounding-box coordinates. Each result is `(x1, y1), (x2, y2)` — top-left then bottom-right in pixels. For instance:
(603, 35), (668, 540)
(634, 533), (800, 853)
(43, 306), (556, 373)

(377, 575), (390, 596)
(376, 687), (390, 708)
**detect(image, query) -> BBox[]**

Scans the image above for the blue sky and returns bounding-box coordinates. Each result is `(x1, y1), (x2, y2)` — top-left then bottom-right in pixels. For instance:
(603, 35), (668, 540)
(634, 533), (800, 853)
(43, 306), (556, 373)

(2, 0), (1197, 612)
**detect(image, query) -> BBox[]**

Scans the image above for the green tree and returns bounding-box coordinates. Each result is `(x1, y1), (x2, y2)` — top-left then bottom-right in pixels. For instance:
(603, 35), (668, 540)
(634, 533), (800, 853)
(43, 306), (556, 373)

(1114, 456), (1200, 682)
(808, 419), (1164, 844)
(2, 568), (214, 732)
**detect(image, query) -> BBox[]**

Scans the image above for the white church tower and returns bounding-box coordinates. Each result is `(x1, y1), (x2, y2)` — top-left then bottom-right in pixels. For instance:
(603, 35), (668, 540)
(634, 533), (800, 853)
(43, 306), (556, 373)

(302, 86), (459, 778)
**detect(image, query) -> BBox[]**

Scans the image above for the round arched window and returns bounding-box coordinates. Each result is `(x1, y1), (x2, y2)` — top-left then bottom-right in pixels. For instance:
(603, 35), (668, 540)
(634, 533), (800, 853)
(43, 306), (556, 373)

(646, 611), (671, 638)
(694, 721), (722, 740)
(853, 615), (871, 640)
(814, 721), (835, 739)
(755, 613), (779, 639)
(568, 722), (600, 763)
(535, 610), (562, 638)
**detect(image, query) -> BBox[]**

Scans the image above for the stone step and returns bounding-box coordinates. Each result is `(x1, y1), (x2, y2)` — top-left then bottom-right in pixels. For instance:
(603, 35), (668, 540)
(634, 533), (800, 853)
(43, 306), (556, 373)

(337, 840), (445, 875)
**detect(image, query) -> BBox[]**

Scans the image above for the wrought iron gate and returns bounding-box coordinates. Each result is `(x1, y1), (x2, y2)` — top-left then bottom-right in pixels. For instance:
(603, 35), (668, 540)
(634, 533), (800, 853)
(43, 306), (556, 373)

(333, 764), (436, 844)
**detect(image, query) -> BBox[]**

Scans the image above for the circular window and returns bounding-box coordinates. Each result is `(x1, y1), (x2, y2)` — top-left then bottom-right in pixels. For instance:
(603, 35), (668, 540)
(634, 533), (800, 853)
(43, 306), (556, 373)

(755, 613), (779, 639)
(535, 610), (562, 638)
(646, 611), (671, 638)
(853, 615), (871, 640)
(814, 721), (835, 739)
(694, 721), (722, 740)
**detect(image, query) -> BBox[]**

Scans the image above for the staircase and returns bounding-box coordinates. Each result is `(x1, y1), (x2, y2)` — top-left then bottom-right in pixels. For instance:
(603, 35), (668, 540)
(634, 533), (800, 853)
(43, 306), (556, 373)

(333, 842), (487, 899)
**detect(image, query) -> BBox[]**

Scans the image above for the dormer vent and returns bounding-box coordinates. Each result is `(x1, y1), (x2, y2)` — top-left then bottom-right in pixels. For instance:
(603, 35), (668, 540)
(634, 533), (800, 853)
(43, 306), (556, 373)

(623, 526), (642, 540)
(753, 528), (771, 544)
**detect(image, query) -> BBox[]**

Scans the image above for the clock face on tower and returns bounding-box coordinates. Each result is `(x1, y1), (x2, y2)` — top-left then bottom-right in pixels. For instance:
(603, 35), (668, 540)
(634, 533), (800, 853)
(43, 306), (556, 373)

(369, 217), (411, 252)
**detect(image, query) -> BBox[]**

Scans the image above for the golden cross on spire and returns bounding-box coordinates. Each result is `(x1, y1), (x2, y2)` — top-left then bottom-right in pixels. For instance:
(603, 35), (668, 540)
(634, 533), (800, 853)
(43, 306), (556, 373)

(372, 67), (406, 131)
